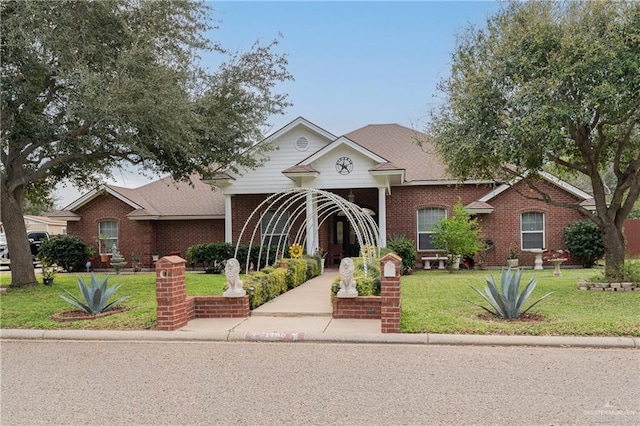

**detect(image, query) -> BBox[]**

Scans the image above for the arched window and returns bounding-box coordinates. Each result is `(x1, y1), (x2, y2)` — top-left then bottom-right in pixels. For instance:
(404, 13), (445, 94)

(521, 212), (545, 250)
(417, 208), (446, 250)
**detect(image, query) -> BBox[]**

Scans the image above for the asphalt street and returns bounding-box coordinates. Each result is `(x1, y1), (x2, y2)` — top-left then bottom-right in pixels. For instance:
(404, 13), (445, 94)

(1, 340), (639, 425)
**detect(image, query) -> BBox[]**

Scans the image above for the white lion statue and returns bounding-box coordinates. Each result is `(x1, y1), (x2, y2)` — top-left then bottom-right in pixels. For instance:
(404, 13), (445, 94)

(337, 257), (358, 297)
(223, 258), (245, 297)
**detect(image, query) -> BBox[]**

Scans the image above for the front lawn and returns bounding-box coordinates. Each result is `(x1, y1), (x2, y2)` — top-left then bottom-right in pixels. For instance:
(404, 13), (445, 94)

(1, 268), (638, 336)
(0, 272), (226, 330)
(402, 268), (640, 336)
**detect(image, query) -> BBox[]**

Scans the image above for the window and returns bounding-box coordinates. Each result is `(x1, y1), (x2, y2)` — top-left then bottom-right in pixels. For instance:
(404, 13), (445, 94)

(98, 221), (118, 254)
(261, 210), (289, 247)
(417, 208), (446, 251)
(521, 212), (544, 250)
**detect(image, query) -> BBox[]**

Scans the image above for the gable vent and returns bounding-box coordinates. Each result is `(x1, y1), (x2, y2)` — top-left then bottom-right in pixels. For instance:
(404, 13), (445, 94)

(295, 136), (309, 151)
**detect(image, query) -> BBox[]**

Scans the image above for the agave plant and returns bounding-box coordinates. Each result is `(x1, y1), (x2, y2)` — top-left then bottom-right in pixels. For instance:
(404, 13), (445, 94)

(469, 268), (553, 319)
(59, 275), (131, 315)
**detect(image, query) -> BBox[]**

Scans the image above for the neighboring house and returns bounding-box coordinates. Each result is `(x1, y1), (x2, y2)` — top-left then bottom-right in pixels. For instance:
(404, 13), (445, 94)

(50, 117), (595, 269)
(24, 215), (67, 235)
(0, 215), (67, 235)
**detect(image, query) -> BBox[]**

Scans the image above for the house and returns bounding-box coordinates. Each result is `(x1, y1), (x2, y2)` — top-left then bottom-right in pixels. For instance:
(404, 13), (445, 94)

(0, 215), (67, 235)
(50, 117), (594, 269)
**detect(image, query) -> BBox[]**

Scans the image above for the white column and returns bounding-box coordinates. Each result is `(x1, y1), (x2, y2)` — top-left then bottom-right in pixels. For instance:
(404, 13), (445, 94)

(305, 192), (318, 254)
(378, 187), (387, 248)
(224, 194), (233, 243)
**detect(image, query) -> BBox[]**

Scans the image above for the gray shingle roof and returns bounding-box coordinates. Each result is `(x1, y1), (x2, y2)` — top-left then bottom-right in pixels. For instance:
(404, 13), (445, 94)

(345, 124), (449, 182)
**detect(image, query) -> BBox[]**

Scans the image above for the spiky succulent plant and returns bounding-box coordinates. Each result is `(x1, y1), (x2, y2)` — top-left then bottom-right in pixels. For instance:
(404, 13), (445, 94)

(59, 275), (130, 315)
(469, 268), (553, 319)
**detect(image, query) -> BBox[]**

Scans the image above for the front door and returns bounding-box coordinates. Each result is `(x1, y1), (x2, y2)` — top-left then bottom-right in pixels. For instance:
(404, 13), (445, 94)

(333, 215), (359, 258)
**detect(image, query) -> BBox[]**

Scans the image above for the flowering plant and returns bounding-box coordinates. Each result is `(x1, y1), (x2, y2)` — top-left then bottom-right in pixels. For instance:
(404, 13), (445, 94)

(289, 243), (303, 259)
(360, 244), (375, 257)
(542, 249), (569, 261)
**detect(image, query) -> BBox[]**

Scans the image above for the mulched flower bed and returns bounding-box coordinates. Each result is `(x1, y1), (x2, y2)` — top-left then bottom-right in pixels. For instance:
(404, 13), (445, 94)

(51, 306), (129, 322)
(477, 312), (545, 323)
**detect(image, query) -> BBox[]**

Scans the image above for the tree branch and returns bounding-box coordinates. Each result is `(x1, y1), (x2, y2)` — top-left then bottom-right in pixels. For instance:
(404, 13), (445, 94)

(546, 153), (588, 175)
(517, 176), (594, 218)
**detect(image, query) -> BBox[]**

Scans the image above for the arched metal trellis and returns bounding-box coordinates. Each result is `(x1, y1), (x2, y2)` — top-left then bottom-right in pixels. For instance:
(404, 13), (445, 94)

(233, 188), (380, 276)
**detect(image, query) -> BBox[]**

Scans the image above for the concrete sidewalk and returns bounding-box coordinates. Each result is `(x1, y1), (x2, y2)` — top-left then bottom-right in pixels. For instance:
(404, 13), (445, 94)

(1, 270), (639, 348)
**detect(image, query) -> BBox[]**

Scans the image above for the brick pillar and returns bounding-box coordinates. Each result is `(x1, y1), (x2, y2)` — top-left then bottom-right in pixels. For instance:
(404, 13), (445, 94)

(155, 256), (190, 331)
(380, 253), (402, 333)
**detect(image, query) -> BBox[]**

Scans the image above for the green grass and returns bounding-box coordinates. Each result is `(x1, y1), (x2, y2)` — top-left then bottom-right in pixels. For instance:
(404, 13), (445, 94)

(0, 271), (226, 330)
(1, 268), (639, 336)
(401, 269), (640, 336)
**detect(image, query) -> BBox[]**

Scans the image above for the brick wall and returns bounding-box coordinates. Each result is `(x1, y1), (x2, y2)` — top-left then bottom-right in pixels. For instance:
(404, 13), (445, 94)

(478, 180), (585, 267)
(191, 296), (250, 318)
(155, 219), (225, 259)
(333, 296), (381, 319)
(385, 181), (585, 268)
(67, 193), (154, 268)
(155, 256), (249, 331)
(332, 254), (402, 333)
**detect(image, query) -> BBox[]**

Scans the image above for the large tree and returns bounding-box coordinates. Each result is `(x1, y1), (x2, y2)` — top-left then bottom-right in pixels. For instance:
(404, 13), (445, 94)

(429, 1), (639, 281)
(1, 0), (292, 287)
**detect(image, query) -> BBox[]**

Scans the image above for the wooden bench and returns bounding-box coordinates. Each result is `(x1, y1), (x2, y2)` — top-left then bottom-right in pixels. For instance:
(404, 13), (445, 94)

(422, 255), (447, 270)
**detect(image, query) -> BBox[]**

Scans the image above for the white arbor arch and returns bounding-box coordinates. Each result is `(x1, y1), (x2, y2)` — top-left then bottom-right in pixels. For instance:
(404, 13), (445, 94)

(234, 188), (380, 275)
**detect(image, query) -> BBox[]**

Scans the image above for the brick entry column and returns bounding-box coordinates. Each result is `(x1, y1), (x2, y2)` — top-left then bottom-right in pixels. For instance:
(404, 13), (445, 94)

(380, 253), (402, 333)
(155, 256), (189, 331)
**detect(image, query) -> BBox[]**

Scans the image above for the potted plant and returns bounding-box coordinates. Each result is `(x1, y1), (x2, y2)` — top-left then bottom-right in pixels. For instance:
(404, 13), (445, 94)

(95, 234), (110, 262)
(152, 253), (160, 262)
(41, 259), (56, 285)
(507, 247), (520, 268)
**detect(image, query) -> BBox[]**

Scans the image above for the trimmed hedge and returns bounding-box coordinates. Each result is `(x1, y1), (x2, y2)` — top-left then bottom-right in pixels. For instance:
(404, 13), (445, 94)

(240, 256), (321, 310)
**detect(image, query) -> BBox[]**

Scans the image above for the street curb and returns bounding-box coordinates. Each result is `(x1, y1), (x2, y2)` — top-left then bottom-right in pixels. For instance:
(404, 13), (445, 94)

(1, 329), (638, 348)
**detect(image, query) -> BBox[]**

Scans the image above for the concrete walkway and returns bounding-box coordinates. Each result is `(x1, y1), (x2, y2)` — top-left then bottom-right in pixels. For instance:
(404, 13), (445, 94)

(1, 270), (639, 348)
(181, 268), (382, 336)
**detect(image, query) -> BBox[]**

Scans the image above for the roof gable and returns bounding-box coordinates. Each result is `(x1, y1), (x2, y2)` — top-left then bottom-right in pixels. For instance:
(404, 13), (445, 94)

(265, 117), (336, 144)
(478, 171), (593, 203)
(59, 175), (225, 219)
(299, 136), (388, 166)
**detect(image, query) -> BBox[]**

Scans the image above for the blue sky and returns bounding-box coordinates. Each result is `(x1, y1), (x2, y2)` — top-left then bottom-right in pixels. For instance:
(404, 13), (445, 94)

(209, 1), (501, 135)
(55, 1), (500, 207)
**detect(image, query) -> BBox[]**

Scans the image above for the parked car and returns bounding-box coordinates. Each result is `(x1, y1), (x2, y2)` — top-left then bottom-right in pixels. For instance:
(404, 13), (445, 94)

(0, 233), (8, 266)
(0, 231), (50, 268)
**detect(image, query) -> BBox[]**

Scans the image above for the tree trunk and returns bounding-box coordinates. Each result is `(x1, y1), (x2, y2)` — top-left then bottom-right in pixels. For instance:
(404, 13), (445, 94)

(0, 180), (38, 287)
(601, 222), (626, 282)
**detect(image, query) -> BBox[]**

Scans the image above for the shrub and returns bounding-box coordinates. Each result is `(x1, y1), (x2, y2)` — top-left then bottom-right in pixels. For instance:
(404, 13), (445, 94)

(469, 268), (553, 319)
(59, 275), (131, 315)
(186, 242), (233, 273)
(387, 235), (417, 274)
(243, 268), (288, 309)
(432, 201), (483, 272)
(620, 260), (640, 282)
(562, 220), (605, 268)
(38, 235), (87, 272)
